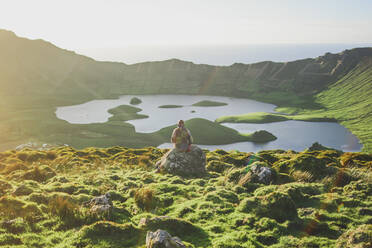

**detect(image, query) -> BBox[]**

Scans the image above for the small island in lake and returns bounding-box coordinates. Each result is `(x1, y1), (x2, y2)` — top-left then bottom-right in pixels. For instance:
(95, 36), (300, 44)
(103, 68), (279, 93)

(192, 100), (228, 107)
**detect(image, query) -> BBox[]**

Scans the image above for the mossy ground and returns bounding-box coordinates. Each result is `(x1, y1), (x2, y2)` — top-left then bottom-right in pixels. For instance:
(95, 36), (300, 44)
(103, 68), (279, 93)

(0, 146), (371, 247)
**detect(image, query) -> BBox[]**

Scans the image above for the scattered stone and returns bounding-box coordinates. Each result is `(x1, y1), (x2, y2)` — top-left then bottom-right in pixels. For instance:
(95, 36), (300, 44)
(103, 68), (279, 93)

(146, 229), (186, 248)
(156, 145), (206, 177)
(84, 193), (113, 215)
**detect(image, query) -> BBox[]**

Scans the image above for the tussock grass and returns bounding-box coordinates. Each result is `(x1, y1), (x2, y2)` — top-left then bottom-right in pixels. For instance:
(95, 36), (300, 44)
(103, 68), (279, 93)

(0, 146), (370, 247)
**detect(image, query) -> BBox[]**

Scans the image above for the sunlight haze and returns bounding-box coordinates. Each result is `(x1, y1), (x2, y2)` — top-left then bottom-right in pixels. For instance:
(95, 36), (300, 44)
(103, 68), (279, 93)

(1, 0), (372, 64)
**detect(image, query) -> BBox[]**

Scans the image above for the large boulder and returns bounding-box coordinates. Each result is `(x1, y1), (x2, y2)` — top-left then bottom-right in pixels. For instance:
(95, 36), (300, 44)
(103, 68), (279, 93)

(146, 229), (186, 248)
(156, 145), (206, 177)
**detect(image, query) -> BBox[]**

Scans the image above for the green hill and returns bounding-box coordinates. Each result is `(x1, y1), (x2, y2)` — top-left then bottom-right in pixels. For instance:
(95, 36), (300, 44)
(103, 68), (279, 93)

(0, 29), (371, 152)
(0, 146), (371, 247)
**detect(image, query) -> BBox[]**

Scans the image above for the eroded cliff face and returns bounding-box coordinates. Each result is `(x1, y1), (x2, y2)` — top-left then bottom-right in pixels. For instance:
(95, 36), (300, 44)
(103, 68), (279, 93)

(118, 47), (372, 99)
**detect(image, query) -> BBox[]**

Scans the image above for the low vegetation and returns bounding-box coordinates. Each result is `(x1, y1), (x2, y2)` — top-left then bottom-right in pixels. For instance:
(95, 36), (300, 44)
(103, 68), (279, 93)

(0, 30), (371, 153)
(191, 100), (228, 107)
(158, 105), (183, 108)
(216, 112), (336, 124)
(130, 97), (142, 105)
(154, 118), (275, 145)
(107, 105), (148, 122)
(0, 145), (370, 247)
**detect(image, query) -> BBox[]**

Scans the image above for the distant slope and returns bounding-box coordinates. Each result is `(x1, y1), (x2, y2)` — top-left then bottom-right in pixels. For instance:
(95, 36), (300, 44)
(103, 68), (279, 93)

(2, 29), (371, 107)
(0, 29), (371, 152)
(313, 58), (372, 152)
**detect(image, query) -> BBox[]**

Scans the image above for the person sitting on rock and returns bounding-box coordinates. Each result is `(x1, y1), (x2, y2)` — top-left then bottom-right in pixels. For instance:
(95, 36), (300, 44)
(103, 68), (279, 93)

(171, 120), (193, 152)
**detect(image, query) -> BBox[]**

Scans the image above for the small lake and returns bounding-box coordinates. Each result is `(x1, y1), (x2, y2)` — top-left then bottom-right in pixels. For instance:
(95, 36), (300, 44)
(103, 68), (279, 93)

(56, 95), (362, 152)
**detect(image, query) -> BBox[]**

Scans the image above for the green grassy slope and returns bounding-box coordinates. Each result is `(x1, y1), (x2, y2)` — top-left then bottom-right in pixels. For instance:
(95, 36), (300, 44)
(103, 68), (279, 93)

(153, 118), (257, 145)
(312, 58), (372, 152)
(215, 112), (335, 124)
(107, 105), (148, 122)
(0, 29), (372, 152)
(191, 100), (228, 107)
(0, 146), (371, 247)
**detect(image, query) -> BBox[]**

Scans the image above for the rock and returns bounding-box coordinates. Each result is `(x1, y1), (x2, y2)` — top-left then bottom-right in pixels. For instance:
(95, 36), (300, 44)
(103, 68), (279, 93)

(156, 145), (206, 177)
(85, 193), (113, 215)
(146, 229), (186, 248)
(250, 161), (275, 185)
(240, 161), (275, 185)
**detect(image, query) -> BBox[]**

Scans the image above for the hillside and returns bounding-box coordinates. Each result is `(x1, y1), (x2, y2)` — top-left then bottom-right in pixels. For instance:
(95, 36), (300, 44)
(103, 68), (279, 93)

(0, 146), (371, 247)
(0, 29), (372, 152)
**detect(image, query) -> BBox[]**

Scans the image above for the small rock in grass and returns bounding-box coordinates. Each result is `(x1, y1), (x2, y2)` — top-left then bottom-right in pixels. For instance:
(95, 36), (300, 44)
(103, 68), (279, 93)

(146, 229), (186, 248)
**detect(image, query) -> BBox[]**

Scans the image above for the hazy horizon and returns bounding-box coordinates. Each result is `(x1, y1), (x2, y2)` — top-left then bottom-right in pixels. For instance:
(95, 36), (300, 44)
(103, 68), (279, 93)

(1, 0), (371, 58)
(77, 43), (372, 66)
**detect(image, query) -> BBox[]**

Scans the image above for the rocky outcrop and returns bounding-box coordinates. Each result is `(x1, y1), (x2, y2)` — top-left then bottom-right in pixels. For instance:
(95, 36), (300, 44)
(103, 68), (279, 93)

(156, 145), (206, 177)
(146, 229), (186, 248)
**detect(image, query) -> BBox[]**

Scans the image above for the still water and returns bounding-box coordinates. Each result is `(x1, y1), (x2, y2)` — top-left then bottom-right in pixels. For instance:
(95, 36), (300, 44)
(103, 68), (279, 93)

(56, 95), (362, 152)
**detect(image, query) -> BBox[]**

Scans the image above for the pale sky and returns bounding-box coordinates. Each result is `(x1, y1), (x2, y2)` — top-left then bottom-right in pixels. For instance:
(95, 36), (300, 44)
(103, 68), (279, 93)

(1, 0), (372, 64)
(1, 0), (372, 47)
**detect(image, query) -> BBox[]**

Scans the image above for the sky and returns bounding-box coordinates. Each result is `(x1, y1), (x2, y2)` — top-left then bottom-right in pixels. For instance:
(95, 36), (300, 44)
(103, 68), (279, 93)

(1, 0), (372, 64)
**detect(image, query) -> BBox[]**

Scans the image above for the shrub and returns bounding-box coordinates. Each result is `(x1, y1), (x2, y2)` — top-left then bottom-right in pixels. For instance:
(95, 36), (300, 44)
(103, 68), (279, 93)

(0, 196), (42, 221)
(49, 196), (79, 221)
(134, 187), (156, 211)
(292, 170), (314, 182)
(21, 165), (56, 182)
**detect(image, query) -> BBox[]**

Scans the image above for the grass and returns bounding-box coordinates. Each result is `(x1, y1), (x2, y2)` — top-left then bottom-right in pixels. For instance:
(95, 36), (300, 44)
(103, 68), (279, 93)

(191, 100), (228, 107)
(0, 31), (371, 153)
(0, 146), (370, 247)
(130, 97), (142, 105)
(158, 105), (183, 108)
(153, 118), (271, 145)
(216, 112), (336, 124)
(107, 105), (148, 122)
